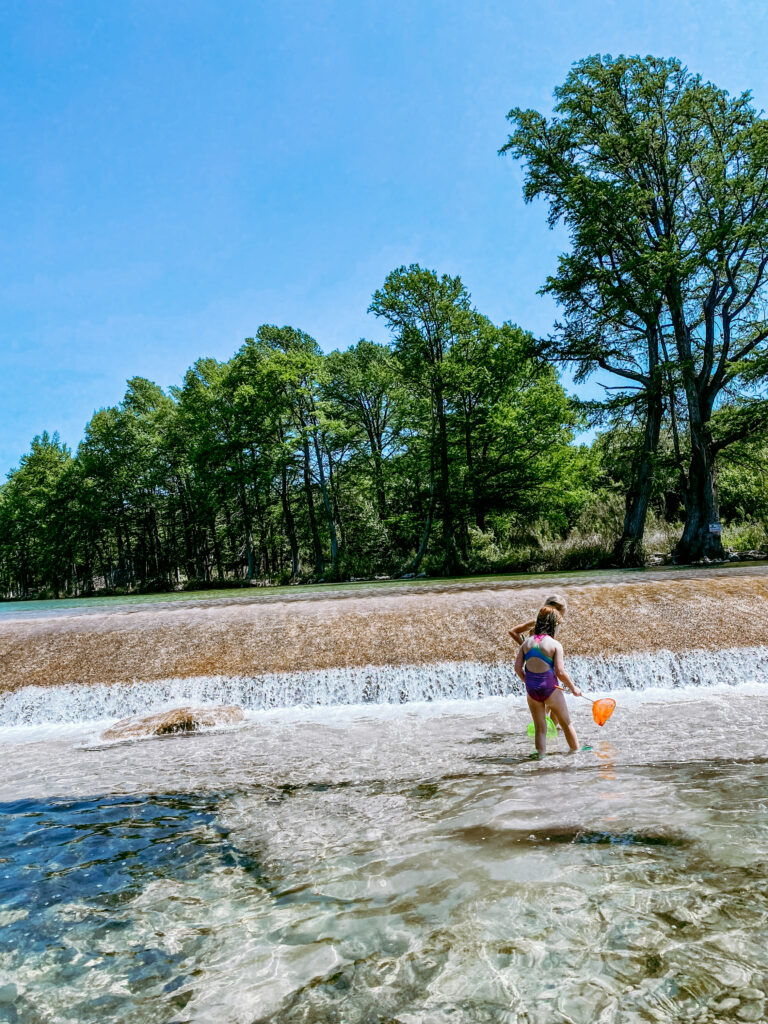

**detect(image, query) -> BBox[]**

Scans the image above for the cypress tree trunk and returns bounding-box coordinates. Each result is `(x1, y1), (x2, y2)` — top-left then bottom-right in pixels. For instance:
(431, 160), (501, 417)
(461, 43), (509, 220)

(407, 479), (436, 574)
(613, 347), (663, 567)
(302, 438), (325, 576)
(311, 434), (339, 574)
(667, 285), (725, 563)
(361, 412), (387, 522)
(674, 423), (724, 562)
(236, 480), (255, 580)
(613, 396), (661, 566)
(222, 501), (239, 575)
(280, 464), (301, 578)
(435, 385), (460, 575)
(325, 444), (346, 554)
(466, 414), (483, 532)
(209, 515), (225, 581)
(115, 518), (124, 584)
(177, 479), (196, 580)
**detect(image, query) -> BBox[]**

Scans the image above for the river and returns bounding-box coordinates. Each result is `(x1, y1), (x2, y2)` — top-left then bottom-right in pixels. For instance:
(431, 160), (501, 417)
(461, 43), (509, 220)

(1, 568), (767, 1023)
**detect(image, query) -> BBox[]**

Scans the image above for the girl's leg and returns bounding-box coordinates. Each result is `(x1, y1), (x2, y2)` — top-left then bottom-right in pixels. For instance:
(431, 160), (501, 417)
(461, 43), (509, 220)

(527, 695), (549, 756)
(544, 703), (562, 731)
(547, 688), (579, 751)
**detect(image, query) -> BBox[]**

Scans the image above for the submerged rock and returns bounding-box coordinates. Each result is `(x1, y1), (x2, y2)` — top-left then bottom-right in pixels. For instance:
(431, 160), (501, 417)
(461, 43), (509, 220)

(101, 705), (244, 741)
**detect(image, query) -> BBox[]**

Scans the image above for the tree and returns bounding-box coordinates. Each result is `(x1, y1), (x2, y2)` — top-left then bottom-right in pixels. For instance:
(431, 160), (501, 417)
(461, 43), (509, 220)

(445, 315), (580, 541)
(0, 432), (74, 596)
(323, 340), (400, 523)
(370, 265), (472, 575)
(253, 326), (340, 577)
(504, 54), (768, 562)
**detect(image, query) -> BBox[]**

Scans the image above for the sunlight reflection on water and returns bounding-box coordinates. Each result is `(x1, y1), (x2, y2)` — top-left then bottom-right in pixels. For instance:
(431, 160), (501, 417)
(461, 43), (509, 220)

(2, 686), (768, 1023)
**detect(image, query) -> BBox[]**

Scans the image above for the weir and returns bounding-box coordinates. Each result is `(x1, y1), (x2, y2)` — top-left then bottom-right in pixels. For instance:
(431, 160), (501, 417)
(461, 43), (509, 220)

(2, 567), (768, 694)
(2, 647), (767, 727)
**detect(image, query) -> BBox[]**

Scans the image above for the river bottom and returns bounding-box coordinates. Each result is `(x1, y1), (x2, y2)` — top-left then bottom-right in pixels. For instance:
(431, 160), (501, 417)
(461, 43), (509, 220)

(2, 691), (768, 1023)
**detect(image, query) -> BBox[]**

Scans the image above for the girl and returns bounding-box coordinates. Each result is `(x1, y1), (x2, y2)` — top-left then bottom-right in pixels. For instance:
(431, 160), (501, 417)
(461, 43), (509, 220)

(514, 604), (581, 756)
(508, 593), (567, 646)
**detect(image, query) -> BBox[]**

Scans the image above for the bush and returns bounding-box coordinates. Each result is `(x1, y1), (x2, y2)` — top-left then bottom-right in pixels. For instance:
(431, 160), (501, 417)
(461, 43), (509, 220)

(722, 521), (768, 552)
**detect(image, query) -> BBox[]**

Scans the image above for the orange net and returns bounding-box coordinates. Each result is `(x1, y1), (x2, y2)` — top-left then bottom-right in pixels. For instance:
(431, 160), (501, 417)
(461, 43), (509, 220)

(592, 698), (616, 726)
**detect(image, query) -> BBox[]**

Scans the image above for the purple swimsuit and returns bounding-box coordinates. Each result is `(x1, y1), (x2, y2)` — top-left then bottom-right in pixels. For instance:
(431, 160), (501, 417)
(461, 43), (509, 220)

(523, 635), (558, 703)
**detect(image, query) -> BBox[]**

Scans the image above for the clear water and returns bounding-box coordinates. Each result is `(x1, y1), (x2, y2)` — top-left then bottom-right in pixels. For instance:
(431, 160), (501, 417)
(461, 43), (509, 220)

(3, 679), (768, 1023)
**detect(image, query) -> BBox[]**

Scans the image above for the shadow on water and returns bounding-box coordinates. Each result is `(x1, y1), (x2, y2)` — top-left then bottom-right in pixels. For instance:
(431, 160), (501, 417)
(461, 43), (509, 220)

(450, 823), (690, 849)
(467, 730), (514, 745)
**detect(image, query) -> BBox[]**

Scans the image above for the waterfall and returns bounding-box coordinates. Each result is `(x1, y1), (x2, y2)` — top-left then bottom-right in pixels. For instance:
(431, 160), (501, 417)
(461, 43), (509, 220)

(1, 646), (766, 727)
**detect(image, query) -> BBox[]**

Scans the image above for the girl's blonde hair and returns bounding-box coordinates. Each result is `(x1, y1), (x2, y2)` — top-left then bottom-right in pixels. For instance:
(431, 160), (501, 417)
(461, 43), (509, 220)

(535, 604), (562, 638)
(544, 593), (567, 616)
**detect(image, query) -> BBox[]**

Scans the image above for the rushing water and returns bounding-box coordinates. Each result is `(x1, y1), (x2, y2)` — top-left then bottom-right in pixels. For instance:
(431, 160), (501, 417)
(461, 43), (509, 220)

(2, 573), (768, 1023)
(4, 566), (768, 692)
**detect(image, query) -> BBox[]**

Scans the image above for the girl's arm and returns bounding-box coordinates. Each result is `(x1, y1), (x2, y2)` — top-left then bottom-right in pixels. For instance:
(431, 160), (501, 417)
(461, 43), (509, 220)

(509, 618), (535, 645)
(553, 642), (582, 696)
(514, 645), (526, 684)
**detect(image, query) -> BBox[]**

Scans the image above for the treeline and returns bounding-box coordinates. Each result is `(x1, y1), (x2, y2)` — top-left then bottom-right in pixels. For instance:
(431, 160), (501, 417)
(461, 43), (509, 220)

(0, 266), (596, 598)
(2, 261), (766, 600)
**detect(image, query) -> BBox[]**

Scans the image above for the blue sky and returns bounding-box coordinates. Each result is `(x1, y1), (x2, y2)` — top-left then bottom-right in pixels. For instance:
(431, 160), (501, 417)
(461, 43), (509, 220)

(2, 0), (767, 475)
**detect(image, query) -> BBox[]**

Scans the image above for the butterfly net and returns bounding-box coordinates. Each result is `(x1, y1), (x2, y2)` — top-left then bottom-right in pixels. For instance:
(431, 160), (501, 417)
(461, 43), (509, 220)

(592, 698), (616, 726)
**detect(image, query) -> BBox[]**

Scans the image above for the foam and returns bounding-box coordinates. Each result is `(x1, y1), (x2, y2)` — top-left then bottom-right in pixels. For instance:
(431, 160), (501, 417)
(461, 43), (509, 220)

(1, 646), (767, 729)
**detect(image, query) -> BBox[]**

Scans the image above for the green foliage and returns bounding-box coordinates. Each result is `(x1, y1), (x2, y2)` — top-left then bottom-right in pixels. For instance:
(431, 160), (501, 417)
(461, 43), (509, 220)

(0, 265), (599, 596)
(718, 439), (768, 525)
(0, 432), (75, 596)
(722, 521), (768, 553)
(503, 52), (768, 562)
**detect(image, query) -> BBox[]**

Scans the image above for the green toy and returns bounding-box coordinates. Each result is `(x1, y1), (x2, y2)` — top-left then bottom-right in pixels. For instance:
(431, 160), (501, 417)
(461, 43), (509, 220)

(527, 716), (558, 739)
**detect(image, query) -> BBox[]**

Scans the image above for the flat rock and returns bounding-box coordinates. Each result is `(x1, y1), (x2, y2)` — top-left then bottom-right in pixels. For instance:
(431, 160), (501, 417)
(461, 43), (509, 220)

(102, 705), (244, 741)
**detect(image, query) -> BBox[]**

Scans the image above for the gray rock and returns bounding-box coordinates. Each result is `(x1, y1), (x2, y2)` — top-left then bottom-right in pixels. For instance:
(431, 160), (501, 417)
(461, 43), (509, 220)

(713, 997), (740, 1012)
(736, 1001), (764, 1021)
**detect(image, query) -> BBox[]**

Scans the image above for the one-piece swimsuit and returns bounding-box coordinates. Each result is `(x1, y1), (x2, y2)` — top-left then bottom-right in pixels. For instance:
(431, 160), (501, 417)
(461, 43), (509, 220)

(523, 635), (558, 703)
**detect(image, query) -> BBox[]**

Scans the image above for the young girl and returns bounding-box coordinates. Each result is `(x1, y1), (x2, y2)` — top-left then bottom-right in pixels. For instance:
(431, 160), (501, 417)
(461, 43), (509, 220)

(508, 593), (568, 646)
(514, 604), (581, 756)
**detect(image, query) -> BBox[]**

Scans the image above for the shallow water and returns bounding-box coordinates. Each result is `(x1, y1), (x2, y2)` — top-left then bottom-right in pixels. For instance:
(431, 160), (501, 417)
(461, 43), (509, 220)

(2, 684), (768, 1023)
(4, 569), (768, 1022)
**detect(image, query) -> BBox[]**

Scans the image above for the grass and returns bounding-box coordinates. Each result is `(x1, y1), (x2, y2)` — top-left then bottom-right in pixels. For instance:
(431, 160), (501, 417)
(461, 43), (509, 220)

(722, 520), (768, 552)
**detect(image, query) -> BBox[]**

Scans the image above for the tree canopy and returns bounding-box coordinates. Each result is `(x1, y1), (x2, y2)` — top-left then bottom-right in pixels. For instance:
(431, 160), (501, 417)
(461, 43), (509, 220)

(503, 53), (768, 561)
(0, 267), (589, 597)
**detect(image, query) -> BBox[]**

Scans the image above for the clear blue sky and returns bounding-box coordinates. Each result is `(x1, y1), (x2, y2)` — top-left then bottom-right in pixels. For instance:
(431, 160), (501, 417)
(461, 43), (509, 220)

(2, 0), (767, 475)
